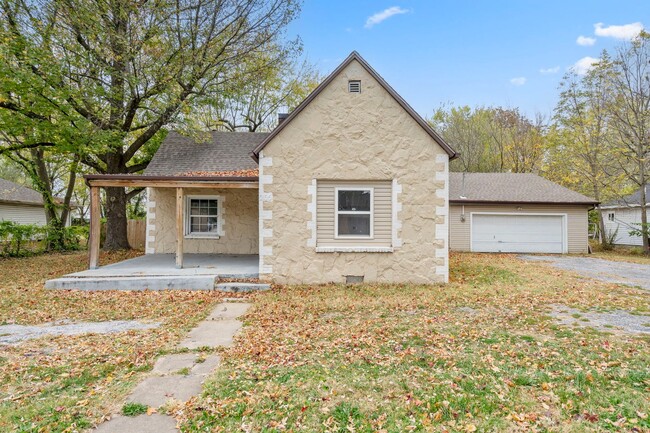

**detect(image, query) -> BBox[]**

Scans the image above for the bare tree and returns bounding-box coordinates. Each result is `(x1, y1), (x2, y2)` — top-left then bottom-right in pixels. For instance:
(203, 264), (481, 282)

(606, 33), (650, 252)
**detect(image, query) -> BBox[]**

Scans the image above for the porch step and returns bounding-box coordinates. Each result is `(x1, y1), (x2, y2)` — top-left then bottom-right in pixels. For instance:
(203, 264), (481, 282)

(46, 275), (220, 291)
(214, 282), (271, 292)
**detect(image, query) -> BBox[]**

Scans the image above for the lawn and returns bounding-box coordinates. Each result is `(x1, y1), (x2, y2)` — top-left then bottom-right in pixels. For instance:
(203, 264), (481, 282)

(0, 251), (230, 432)
(0, 252), (648, 432)
(178, 254), (649, 433)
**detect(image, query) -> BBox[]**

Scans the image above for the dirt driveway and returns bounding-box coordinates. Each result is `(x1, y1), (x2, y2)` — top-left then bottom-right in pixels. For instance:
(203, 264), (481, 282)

(521, 255), (650, 290)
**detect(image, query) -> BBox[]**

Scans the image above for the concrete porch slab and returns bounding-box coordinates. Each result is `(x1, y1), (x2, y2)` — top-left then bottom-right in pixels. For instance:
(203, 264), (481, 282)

(68, 254), (259, 277)
(44, 254), (259, 291)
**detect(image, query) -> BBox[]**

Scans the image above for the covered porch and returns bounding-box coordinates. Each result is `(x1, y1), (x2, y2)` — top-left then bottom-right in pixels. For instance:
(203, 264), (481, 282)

(45, 174), (265, 291)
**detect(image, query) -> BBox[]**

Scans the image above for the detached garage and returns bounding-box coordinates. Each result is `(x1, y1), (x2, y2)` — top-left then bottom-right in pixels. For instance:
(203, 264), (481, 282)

(448, 173), (597, 254)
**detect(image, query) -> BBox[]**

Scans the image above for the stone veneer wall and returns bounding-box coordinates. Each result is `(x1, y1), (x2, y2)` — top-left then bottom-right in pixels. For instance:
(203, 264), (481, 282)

(146, 187), (258, 255)
(259, 59), (449, 284)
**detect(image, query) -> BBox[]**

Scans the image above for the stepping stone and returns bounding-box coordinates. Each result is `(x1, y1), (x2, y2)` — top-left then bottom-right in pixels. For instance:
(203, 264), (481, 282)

(206, 303), (251, 320)
(127, 375), (204, 408)
(177, 319), (243, 349)
(152, 353), (197, 375)
(191, 354), (221, 376)
(94, 413), (178, 433)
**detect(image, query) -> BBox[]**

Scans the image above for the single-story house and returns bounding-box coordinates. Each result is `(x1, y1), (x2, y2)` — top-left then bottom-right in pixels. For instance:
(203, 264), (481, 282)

(449, 173), (597, 254)
(80, 51), (596, 287)
(0, 178), (73, 226)
(601, 185), (649, 246)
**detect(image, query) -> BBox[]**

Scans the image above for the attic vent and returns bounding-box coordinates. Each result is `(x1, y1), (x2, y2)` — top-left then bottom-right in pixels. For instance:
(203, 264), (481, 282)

(348, 80), (361, 93)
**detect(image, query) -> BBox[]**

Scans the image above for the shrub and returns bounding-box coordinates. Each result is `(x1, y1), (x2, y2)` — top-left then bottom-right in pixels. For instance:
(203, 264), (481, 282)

(0, 221), (89, 257)
(0, 221), (44, 257)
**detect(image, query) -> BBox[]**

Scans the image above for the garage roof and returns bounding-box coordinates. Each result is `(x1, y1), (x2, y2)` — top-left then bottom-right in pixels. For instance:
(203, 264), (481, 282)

(449, 172), (598, 205)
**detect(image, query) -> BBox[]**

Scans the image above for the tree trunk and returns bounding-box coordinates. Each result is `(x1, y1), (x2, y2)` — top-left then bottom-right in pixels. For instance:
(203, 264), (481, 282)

(640, 183), (649, 254)
(29, 148), (67, 250)
(103, 186), (130, 250)
(596, 206), (607, 245)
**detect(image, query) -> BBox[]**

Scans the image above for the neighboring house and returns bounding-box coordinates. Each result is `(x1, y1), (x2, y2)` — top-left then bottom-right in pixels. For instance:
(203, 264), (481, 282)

(83, 51), (596, 285)
(601, 185), (650, 246)
(0, 178), (72, 226)
(449, 173), (597, 254)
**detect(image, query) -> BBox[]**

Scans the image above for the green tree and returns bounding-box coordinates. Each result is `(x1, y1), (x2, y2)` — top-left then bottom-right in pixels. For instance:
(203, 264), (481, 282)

(430, 105), (546, 173)
(0, 0), (301, 249)
(547, 58), (622, 245)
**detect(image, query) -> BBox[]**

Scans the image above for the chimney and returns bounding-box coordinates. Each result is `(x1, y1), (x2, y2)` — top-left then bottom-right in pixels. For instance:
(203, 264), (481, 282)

(277, 113), (289, 126)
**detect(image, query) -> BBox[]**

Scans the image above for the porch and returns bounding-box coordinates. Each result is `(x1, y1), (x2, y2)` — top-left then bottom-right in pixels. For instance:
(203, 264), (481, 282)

(44, 253), (262, 291)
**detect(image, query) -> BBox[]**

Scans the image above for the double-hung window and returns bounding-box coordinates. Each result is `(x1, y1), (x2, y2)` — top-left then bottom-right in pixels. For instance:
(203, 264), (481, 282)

(185, 196), (222, 237)
(335, 187), (373, 238)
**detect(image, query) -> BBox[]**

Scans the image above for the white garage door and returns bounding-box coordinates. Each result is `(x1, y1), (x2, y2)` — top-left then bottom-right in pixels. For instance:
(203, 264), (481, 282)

(471, 214), (565, 253)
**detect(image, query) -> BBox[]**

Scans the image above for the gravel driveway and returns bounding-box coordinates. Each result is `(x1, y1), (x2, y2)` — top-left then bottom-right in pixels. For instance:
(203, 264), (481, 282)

(520, 255), (650, 291)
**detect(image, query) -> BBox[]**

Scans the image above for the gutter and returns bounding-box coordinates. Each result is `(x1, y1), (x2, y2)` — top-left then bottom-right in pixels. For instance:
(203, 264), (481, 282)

(83, 174), (259, 186)
(449, 200), (600, 206)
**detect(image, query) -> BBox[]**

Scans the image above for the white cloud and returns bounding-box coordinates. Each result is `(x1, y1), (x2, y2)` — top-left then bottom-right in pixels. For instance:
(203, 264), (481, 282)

(571, 56), (600, 75)
(510, 77), (527, 86)
(364, 6), (409, 29)
(540, 66), (560, 74)
(594, 22), (644, 40)
(576, 35), (596, 46)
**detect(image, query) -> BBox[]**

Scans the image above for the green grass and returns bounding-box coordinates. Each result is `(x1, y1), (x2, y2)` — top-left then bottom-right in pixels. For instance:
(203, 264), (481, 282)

(121, 402), (148, 417)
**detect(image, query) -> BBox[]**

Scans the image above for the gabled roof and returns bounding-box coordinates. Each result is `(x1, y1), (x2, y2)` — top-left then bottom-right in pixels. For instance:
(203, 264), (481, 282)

(250, 51), (457, 160)
(602, 185), (650, 208)
(449, 172), (598, 205)
(145, 131), (268, 176)
(0, 178), (44, 206)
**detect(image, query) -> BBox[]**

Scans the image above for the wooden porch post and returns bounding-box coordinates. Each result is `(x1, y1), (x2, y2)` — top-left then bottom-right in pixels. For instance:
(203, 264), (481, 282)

(88, 185), (101, 269)
(176, 187), (184, 269)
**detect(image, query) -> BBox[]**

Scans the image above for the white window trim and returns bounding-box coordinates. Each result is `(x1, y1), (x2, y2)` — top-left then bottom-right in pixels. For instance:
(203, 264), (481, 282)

(334, 187), (374, 239)
(184, 195), (223, 239)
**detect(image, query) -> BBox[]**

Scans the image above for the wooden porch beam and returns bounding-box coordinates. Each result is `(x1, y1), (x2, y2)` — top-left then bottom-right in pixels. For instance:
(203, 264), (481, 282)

(176, 187), (184, 269)
(88, 186), (101, 269)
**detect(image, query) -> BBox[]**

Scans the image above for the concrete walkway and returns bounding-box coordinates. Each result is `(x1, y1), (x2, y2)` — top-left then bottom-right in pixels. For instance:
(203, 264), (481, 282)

(94, 301), (251, 433)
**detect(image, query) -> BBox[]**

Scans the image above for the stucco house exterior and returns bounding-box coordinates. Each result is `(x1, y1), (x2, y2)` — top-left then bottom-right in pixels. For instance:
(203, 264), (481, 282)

(601, 185), (649, 246)
(0, 178), (72, 226)
(77, 52), (596, 289)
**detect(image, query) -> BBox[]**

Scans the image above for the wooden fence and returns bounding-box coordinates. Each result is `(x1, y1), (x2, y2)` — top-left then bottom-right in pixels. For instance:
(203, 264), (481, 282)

(127, 219), (146, 250)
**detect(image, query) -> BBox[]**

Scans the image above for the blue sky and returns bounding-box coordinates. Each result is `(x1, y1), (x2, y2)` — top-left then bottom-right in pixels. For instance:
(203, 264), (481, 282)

(287, 1), (649, 120)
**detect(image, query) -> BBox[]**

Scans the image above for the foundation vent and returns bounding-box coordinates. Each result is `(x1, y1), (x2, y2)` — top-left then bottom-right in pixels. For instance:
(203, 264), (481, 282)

(345, 275), (364, 284)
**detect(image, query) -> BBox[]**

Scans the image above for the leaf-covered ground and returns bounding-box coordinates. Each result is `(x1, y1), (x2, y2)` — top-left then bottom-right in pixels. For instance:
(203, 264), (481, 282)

(1, 252), (648, 432)
(0, 251), (231, 432)
(177, 254), (649, 432)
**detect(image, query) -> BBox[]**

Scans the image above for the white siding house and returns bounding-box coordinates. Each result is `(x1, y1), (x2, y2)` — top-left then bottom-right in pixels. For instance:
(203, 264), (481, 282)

(601, 186), (649, 246)
(0, 179), (72, 226)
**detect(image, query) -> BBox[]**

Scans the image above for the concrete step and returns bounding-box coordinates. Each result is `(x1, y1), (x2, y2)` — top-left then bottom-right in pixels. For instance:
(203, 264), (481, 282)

(214, 282), (271, 292)
(45, 275), (218, 291)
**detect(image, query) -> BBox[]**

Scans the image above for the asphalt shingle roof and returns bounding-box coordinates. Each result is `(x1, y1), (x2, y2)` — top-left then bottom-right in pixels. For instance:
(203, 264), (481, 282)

(0, 178), (44, 205)
(603, 185), (650, 207)
(144, 131), (269, 176)
(449, 172), (597, 204)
